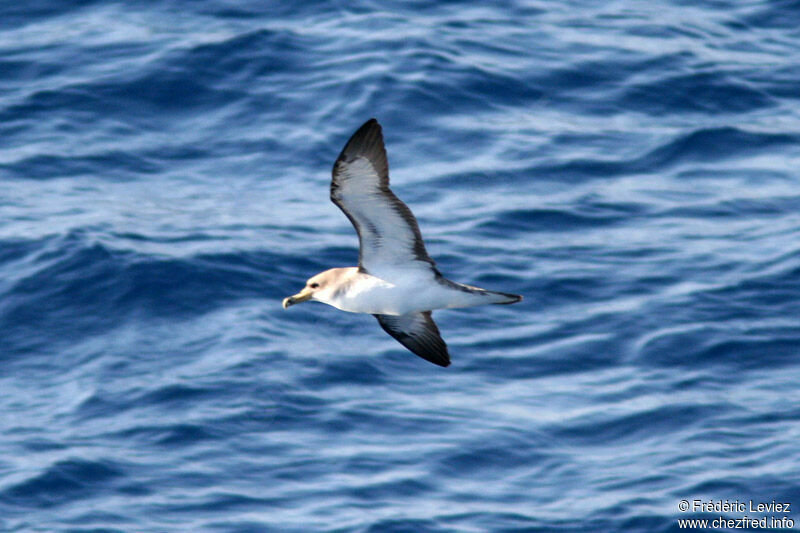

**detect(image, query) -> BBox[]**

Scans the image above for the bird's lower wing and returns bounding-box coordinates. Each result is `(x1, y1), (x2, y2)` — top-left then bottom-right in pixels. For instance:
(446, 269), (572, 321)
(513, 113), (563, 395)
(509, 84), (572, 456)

(374, 311), (450, 367)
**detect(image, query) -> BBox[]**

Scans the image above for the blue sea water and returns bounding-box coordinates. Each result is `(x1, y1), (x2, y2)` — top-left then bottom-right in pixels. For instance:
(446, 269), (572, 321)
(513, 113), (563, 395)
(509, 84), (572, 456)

(2, 1), (800, 531)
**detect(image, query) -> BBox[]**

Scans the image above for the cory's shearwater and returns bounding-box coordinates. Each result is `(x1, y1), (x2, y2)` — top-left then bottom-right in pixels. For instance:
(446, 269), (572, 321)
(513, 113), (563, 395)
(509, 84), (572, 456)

(283, 119), (522, 366)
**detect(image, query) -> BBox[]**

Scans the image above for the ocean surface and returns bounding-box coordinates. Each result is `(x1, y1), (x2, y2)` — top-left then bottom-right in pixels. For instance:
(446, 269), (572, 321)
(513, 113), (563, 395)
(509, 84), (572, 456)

(2, 1), (800, 531)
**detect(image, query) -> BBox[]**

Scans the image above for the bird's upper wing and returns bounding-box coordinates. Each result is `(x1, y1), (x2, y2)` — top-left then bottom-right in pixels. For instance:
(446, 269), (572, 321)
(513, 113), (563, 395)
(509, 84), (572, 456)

(374, 311), (450, 367)
(331, 119), (437, 278)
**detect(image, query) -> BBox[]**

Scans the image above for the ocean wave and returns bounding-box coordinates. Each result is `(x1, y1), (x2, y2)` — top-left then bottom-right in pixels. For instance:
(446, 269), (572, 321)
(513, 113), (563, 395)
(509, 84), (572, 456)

(2, 1), (800, 531)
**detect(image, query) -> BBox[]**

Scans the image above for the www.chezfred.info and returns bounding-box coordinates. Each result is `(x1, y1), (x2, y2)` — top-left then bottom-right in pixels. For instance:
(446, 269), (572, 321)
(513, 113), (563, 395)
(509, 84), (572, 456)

(677, 499), (793, 529)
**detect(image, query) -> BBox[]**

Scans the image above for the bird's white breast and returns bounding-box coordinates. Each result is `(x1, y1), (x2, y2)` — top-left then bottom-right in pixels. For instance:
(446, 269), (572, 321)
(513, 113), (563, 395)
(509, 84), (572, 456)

(321, 269), (479, 315)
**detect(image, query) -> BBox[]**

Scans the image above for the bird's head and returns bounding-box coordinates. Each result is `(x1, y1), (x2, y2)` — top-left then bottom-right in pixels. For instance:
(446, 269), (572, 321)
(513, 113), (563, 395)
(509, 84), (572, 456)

(282, 269), (342, 309)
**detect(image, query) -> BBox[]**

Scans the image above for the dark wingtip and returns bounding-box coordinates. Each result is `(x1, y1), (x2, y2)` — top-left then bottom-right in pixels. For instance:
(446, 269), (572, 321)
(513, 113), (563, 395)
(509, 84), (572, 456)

(333, 118), (388, 183)
(412, 344), (451, 367)
(334, 118), (387, 171)
(424, 346), (451, 367)
(350, 118), (382, 144)
(424, 352), (451, 367)
(352, 119), (380, 140)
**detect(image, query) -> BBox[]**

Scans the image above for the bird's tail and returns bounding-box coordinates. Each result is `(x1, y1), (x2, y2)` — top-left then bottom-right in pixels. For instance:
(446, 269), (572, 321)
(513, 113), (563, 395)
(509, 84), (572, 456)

(481, 288), (523, 305)
(441, 278), (523, 306)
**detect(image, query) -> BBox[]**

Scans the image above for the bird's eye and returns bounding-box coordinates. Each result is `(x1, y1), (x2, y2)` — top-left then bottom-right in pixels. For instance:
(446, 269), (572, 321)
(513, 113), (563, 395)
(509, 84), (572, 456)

(310, 283), (319, 289)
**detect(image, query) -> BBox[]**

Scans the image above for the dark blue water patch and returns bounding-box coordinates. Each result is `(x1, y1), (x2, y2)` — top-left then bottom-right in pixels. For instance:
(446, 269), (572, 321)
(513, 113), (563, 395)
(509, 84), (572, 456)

(550, 404), (722, 446)
(306, 245), (362, 269)
(87, 73), (244, 117)
(532, 52), (695, 111)
(510, 271), (637, 309)
(347, 476), (433, 502)
(434, 431), (551, 479)
(0, 240), (130, 356)
(0, 58), (66, 86)
(322, 404), (459, 437)
(752, 65), (800, 99)
(710, 404), (800, 431)
(62, 520), (128, 533)
(80, 418), (222, 450)
(645, 127), (799, 166)
(622, 71), (775, 115)
(111, 231), (227, 244)
(1, 150), (162, 180)
(17, 438), (69, 453)
(1, 40), (156, 99)
(72, 392), (129, 423)
(637, 327), (800, 372)
(658, 195), (800, 219)
(259, 391), (329, 433)
(205, 522), (295, 533)
(144, 501), (296, 533)
(58, 509), (133, 532)
(351, 73), (508, 122)
(530, 126), (799, 181)
(477, 199), (648, 235)
(117, 253), (274, 314)
(196, 0), (339, 19)
(478, 208), (624, 235)
(137, 382), (210, 405)
(75, 372), (289, 433)
(0, 458), (124, 509)
(696, 337), (800, 369)
(185, 28), (327, 83)
(0, 233), (290, 358)
(600, 472), (676, 493)
(151, 423), (220, 447)
(701, 264), (800, 313)
(0, 1), (101, 30)
(299, 358), (390, 393)
(536, 58), (633, 93)
(427, 169), (518, 191)
(647, 292), (787, 334)
(443, 513), (557, 533)
(311, 36), (547, 117)
(361, 518), (451, 533)
(472, 335), (621, 379)
(459, 69), (545, 109)
(0, 236), (50, 267)
(1, 59), (249, 137)
(739, 0), (800, 29)
(168, 493), (285, 518)
(0, 86), (119, 127)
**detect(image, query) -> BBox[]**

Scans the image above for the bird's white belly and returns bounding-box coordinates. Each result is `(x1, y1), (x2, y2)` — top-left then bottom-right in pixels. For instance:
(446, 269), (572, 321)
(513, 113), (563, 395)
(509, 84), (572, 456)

(329, 274), (458, 315)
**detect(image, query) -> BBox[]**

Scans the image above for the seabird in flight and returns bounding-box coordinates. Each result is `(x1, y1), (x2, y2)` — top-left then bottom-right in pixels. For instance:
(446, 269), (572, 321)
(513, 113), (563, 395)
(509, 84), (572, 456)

(283, 119), (522, 367)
